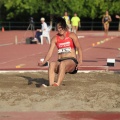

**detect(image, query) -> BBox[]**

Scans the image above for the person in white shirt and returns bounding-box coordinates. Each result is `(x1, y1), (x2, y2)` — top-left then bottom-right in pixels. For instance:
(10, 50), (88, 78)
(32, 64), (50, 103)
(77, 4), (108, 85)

(33, 17), (49, 44)
(41, 17), (48, 33)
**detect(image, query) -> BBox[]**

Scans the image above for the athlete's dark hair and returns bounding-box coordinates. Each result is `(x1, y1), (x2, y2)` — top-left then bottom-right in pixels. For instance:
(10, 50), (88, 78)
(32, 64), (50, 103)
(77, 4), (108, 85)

(56, 17), (67, 30)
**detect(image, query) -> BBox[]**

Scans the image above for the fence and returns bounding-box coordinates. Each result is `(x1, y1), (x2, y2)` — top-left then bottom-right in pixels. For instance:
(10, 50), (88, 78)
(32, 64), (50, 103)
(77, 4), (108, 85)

(0, 21), (120, 31)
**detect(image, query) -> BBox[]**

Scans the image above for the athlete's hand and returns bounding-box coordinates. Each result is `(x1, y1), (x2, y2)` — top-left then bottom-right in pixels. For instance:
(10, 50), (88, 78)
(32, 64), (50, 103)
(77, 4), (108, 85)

(116, 15), (120, 19)
(76, 62), (82, 69)
(79, 24), (81, 28)
(38, 58), (45, 66)
(38, 61), (44, 66)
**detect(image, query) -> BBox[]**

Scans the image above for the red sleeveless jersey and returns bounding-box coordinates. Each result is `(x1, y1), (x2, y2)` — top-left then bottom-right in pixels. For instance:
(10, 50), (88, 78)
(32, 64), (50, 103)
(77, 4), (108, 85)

(56, 32), (75, 49)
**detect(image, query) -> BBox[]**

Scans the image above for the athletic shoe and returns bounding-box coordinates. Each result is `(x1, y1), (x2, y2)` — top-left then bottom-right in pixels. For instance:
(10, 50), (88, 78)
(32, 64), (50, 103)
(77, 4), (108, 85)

(42, 84), (48, 87)
(32, 38), (38, 42)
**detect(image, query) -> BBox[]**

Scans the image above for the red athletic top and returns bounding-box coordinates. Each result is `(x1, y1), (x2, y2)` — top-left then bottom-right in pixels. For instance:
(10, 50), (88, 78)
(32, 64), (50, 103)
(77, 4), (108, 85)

(56, 32), (75, 49)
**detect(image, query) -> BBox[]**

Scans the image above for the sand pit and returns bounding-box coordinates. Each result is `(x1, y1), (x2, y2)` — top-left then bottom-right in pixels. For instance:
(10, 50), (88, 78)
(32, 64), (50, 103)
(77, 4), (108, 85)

(0, 71), (120, 112)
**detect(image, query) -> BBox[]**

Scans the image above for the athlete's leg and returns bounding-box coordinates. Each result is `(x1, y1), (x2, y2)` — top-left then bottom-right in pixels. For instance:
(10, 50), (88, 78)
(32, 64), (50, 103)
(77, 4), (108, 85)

(106, 24), (109, 35)
(72, 26), (77, 33)
(75, 26), (79, 33)
(48, 61), (59, 86)
(56, 59), (76, 86)
(72, 26), (74, 32)
(74, 26), (77, 33)
(104, 24), (107, 35)
(68, 24), (72, 32)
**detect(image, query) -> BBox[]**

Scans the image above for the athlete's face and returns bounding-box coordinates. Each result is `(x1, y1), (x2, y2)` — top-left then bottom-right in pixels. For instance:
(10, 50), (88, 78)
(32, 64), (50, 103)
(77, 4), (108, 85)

(106, 11), (109, 15)
(74, 13), (77, 16)
(64, 12), (68, 16)
(56, 24), (65, 35)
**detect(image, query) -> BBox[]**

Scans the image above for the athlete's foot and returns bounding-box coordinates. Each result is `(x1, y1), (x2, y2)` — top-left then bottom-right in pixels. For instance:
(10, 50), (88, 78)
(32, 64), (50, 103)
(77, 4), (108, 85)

(52, 82), (59, 86)
(104, 33), (107, 37)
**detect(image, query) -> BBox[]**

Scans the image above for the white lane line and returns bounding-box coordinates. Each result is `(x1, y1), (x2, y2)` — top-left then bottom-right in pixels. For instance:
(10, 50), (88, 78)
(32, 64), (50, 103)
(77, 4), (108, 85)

(0, 41), (25, 47)
(0, 53), (42, 65)
(0, 43), (14, 46)
(83, 36), (118, 52)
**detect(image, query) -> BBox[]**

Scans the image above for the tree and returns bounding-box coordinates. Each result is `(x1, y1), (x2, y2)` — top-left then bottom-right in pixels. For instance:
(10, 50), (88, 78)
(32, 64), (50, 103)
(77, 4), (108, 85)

(0, 0), (4, 21)
(4, 0), (43, 19)
(2, 0), (120, 21)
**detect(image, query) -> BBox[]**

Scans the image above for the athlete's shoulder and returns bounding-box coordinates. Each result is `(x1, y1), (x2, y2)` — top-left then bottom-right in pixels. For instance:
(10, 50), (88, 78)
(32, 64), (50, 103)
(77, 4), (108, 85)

(69, 32), (77, 38)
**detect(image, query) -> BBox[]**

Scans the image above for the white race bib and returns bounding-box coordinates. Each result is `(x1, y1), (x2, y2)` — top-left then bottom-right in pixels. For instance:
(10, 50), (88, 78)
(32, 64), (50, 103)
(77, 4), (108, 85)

(58, 47), (71, 54)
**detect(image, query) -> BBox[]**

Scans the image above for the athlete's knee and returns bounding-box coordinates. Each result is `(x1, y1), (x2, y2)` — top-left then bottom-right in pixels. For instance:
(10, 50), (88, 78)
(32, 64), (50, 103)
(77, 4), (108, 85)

(59, 61), (66, 68)
(49, 62), (56, 69)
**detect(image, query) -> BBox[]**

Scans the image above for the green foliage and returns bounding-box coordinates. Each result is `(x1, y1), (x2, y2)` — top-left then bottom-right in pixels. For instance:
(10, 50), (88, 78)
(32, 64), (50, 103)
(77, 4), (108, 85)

(4, 0), (43, 19)
(0, 0), (4, 7)
(1, 0), (120, 20)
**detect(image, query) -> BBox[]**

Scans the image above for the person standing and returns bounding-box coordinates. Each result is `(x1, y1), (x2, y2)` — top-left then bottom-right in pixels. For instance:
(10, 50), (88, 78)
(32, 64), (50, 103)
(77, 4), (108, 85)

(38, 17), (82, 87)
(71, 13), (80, 34)
(102, 10), (112, 36)
(63, 11), (71, 32)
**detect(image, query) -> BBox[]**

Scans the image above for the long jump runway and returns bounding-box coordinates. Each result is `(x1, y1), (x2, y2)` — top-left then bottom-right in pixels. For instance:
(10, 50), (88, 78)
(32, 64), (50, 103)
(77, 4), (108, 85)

(1, 111), (120, 120)
(0, 30), (120, 72)
(0, 30), (120, 120)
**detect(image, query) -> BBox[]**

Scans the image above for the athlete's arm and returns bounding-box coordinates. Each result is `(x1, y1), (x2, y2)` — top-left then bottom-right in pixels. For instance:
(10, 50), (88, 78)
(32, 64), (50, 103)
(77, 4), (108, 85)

(38, 36), (56, 66)
(108, 15), (112, 22)
(116, 15), (120, 19)
(70, 33), (82, 65)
